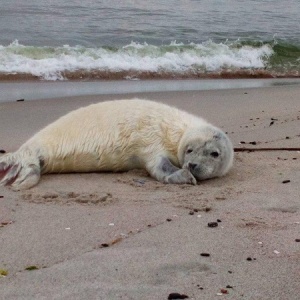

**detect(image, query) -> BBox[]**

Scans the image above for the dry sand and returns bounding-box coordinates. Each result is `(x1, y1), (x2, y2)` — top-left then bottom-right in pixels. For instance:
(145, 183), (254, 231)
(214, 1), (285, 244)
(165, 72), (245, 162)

(0, 83), (300, 299)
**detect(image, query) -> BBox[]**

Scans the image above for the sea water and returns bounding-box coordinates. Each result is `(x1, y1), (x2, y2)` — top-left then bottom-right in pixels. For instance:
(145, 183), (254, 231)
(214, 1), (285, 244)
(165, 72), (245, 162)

(0, 0), (299, 81)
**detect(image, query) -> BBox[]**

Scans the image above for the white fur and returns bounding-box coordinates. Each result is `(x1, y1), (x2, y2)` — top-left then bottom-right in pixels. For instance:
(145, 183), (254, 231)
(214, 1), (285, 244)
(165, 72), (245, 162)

(0, 99), (233, 190)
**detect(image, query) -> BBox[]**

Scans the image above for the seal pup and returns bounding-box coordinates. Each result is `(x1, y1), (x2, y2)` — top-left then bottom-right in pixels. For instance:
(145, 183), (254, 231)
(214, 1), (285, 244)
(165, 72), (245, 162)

(0, 99), (233, 190)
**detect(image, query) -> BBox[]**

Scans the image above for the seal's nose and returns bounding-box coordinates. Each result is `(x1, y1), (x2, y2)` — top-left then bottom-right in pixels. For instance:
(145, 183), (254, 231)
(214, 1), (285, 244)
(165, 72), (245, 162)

(188, 163), (198, 171)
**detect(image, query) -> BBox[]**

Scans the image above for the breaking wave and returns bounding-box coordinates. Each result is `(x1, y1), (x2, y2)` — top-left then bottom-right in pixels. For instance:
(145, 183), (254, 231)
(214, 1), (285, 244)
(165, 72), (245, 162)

(0, 39), (299, 81)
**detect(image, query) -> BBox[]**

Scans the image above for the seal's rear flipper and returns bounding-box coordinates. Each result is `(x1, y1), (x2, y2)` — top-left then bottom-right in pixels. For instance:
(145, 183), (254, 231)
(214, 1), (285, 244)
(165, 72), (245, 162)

(0, 150), (41, 190)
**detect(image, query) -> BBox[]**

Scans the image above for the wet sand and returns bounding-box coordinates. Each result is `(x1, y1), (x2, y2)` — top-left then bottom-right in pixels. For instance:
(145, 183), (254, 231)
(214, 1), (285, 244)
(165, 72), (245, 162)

(0, 83), (300, 299)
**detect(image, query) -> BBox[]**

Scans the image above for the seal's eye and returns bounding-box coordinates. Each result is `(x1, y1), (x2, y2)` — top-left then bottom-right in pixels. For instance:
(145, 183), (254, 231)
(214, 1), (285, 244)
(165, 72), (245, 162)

(210, 151), (219, 158)
(186, 149), (193, 154)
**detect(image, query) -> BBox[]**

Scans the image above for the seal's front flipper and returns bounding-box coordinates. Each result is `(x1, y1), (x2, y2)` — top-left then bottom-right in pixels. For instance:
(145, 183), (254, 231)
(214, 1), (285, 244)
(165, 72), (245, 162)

(165, 168), (196, 185)
(146, 156), (196, 185)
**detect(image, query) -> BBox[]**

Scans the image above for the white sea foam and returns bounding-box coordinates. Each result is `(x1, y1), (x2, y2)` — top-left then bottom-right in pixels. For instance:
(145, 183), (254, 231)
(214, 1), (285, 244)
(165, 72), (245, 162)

(0, 40), (274, 80)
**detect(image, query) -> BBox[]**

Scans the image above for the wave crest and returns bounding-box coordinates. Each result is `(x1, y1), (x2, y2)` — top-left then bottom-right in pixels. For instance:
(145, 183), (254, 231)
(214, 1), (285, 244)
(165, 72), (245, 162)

(0, 39), (297, 81)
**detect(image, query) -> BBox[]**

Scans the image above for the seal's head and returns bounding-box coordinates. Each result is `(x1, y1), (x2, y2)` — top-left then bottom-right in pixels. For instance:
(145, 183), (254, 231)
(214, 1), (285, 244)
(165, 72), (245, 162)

(178, 126), (234, 181)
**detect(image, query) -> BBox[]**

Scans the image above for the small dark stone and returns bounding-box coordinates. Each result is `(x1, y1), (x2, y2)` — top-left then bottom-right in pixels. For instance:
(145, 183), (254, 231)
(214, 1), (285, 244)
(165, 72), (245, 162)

(295, 239), (300, 242)
(189, 211), (194, 215)
(244, 92), (248, 94)
(240, 141), (246, 144)
(147, 224), (152, 227)
(16, 99), (25, 102)
(168, 293), (189, 299)
(133, 178), (145, 185)
(292, 158), (297, 160)
(200, 253), (210, 257)
(249, 141), (257, 145)
(166, 218), (172, 222)
(228, 270), (233, 274)
(217, 219), (222, 222)
(0, 196), (3, 198)
(193, 209), (199, 212)
(286, 136), (290, 139)
(207, 222), (218, 228)
(282, 180), (291, 184)
(269, 121), (274, 126)
(25, 265), (39, 271)
(100, 243), (109, 248)
(0, 149), (6, 154)
(246, 257), (252, 261)
(226, 285), (233, 289)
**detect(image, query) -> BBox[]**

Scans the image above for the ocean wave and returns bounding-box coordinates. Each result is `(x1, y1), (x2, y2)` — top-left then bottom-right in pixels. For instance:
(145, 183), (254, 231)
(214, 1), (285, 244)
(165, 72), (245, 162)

(0, 39), (299, 81)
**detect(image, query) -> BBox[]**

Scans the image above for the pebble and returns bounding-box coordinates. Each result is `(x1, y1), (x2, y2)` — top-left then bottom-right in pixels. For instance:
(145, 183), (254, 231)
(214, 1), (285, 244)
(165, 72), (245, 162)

(1, 221), (13, 226)
(200, 253), (210, 257)
(282, 180), (291, 184)
(133, 178), (145, 185)
(208, 222), (218, 228)
(0, 150), (6, 154)
(100, 243), (109, 248)
(295, 239), (300, 242)
(168, 293), (189, 299)
(166, 218), (172, 222)
(25, 266), (39, 271)
(246, 257), (253, 261)
(273, 250), (280, 255)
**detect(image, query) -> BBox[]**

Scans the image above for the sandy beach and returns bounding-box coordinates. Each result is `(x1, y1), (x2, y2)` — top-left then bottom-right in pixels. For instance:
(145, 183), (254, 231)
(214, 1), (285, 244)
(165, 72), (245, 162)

(0, 82), (300, 299)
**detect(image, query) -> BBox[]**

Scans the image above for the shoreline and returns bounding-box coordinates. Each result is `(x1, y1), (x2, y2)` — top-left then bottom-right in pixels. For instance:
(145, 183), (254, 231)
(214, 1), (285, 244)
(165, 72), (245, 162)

(1, 77), (300, 103)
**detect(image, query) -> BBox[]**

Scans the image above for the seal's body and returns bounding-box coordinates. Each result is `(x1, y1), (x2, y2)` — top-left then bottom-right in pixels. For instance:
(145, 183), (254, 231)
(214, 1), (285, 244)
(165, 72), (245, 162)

(0, 99), (234, 190)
